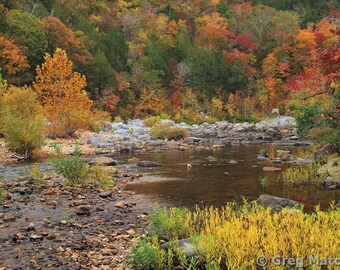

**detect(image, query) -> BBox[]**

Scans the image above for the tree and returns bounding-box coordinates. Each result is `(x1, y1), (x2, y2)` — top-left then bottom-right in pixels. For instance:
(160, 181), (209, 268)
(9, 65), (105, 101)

(6, 10), (47, 69)
(33, 48), (93, 137)
(0, 36), (30, 85)
(42, 16), (92, 67)
(195, 12), (230, 51)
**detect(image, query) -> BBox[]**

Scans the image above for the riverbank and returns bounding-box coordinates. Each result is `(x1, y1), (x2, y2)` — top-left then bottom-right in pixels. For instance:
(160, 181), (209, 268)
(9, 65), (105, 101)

(0, 162), (152, 269)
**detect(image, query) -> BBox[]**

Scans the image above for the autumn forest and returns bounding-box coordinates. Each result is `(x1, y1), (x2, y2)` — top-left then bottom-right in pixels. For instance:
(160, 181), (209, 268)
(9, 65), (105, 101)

(0, 1), (340, 269)
(0, 1), (338, 136)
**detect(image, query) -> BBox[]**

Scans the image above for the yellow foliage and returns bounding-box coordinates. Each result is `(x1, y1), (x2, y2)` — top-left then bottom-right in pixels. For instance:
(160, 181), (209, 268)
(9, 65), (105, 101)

(136, 203), (340, 269)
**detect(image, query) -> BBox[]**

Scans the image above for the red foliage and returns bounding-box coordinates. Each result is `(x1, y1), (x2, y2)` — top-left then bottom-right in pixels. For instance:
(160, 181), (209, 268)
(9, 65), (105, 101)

(235, 32), (257, 51)
(284, 67), (329, 98)
(103, 93), (121, 112)
(171, 89), (182, 108)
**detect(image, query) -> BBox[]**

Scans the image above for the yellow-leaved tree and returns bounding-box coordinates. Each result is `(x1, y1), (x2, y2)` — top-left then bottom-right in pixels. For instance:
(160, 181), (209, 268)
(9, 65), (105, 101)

(33, 48), (93, 137)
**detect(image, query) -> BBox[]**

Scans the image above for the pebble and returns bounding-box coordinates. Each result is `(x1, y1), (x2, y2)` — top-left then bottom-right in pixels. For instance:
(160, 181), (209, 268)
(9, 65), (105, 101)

(2, 213), (16, 222)
(115, 201), (125, 209)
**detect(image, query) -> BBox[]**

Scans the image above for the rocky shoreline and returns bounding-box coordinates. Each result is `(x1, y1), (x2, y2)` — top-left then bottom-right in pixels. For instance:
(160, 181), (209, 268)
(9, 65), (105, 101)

(85, 116), (308, 154)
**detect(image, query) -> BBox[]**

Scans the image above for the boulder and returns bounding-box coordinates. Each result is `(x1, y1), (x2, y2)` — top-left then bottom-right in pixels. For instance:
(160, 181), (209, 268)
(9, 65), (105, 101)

(206, 156), (218, 162)
(314, 144), (339, 159)
(160, 238), (197, 257)
(320, 177), (340, 190)
(255, 194), (301, 211)
(89, 157), (118, 166)
(137, 161), (162, 167)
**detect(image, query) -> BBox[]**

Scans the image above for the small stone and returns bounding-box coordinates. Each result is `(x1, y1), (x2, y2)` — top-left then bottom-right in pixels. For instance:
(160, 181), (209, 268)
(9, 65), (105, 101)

(101, 249), (113, 256)
(115, 201), (125, 209)
(98, 191), (112, 198)
(43, 219), (50, 227)
(26, 222), (35, 231)
(2, 214), (16, 222)
(76, 205), (92, 216)
(60, 220), (68, 225)
(126, 229), (136, 237)
(14, 233), (25, 241)
(42, 188), (58, 195)
(57, 246), (65, 253)
(46, 233), (56, 240)
(29, 234), (43, 241)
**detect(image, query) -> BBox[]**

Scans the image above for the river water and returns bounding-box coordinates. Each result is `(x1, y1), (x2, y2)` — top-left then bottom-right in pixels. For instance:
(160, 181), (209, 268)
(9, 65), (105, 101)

(124, 145), (340, 210)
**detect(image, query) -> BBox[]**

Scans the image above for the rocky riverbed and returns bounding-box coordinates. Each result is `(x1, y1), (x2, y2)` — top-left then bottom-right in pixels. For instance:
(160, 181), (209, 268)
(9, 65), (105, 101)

(0, 116), (338, 269)
(0, 163), (151, 269)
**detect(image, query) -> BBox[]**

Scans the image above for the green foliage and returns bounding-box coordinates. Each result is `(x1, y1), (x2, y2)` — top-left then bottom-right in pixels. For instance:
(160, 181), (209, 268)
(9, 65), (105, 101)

(0, 181), (5, 204)
(27, 165), (46, 183)
(6, 9), (47, 69)
(150, 207), (193, 239)
(126, 236), (168, 270)
(296, 104), (340, 145)
(150, 123), (188, 140)
(52, 145), (89, 186)
(258, 176), (268, 188)
(51, 144), (114, 189)
(1, 86), (45, 158)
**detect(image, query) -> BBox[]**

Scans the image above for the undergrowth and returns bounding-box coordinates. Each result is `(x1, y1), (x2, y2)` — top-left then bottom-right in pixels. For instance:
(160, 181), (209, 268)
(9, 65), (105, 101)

(127, 202), (340, 269)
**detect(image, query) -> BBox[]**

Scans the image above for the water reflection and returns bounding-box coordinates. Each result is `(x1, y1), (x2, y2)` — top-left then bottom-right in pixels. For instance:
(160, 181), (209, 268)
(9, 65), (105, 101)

(123, 145), (340, 210)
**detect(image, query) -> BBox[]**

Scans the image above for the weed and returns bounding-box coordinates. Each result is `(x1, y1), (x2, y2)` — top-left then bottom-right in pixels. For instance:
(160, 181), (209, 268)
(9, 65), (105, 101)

(51, 144), (115, 189)
(258, 176), (268, 188)
(0, 180), (5, 204)
(281, 162), (323, 185)
(88, 165), (115, 189)
(150, 123), (188, 140)
(27, 165), (46, 183)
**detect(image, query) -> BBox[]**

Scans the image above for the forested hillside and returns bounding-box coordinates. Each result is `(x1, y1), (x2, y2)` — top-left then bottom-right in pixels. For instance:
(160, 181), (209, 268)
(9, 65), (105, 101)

(0, 0), (339, 142)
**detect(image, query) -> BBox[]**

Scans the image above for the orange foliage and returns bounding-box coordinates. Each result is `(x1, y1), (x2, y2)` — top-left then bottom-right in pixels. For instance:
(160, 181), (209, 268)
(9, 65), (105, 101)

(33, 48), (93, 137)
(0, 36), (30, 82)
(195, 12), (229, 51)
(263, 77), (279, 108)
(42, 17), (92, 66)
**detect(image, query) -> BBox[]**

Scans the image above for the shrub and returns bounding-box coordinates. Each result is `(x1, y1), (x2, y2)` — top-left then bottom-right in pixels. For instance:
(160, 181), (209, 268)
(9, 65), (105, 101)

(88, 165), (115, 189)
(86, 110), (111, 132)
(150, 207), (193, 239)
(51, 144), (115, 189)
(1, 86), (45, 158)
(296, 101), (339, 145)
(27, 166), (46, 183)
(53, 150), (89, 186)
(143, 116), (161, 127)
(127, 203), (340, 269)
(281, 163), (323, 186)
(150, 123), (188, 140)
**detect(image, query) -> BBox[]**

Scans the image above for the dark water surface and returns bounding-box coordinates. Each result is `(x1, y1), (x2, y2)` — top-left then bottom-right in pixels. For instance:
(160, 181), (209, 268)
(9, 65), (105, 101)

(123, 145), (340, 210)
